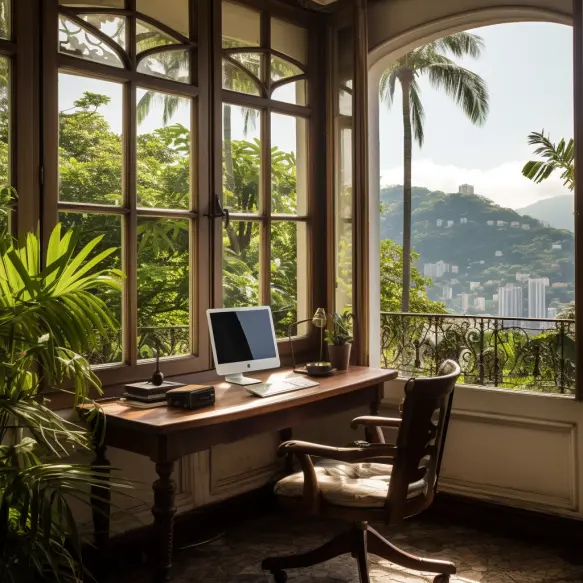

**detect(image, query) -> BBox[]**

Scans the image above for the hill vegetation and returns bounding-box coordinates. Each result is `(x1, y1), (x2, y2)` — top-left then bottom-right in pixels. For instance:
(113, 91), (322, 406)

(380, 186), (574, 310)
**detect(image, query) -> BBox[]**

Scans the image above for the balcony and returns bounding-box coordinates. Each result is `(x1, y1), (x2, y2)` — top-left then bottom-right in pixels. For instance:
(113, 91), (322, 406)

(380, 312), (575, 394)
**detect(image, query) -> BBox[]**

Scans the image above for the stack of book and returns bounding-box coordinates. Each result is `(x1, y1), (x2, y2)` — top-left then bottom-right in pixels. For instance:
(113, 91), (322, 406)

(122, 381), (185, 409)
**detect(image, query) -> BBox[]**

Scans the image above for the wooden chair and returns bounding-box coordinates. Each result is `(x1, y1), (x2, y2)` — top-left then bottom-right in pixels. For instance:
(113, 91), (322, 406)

(262, 360), (461, 583)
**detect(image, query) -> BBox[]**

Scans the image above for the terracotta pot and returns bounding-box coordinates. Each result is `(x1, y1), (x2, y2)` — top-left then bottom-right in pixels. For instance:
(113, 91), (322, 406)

(327, 343), (352, 371)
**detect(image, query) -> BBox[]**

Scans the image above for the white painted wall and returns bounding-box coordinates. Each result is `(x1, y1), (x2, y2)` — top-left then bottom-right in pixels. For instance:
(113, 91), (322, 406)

(383, 380), (583, 519)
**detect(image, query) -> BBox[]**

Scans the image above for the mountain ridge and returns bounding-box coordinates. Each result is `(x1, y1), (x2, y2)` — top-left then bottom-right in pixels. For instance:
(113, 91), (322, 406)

(516, 195), (573, 232)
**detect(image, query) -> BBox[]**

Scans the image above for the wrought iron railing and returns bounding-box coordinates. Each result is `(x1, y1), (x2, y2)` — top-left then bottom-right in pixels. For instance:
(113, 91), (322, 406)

(380, 312), (575, 394)
(87, 325), (190, 365)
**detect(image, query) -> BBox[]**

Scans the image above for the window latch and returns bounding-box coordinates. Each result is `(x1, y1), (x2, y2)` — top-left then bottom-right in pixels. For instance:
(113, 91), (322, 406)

(205, 195), (230, 228)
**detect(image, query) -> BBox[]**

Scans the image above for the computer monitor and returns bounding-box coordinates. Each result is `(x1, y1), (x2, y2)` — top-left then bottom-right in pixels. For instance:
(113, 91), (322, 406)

(207, 306), (280, 385)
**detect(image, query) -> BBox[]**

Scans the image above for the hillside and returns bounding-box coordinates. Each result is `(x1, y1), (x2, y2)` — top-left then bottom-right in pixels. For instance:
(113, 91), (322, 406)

(380, 185), (574, 311)
(516, 195), (574, 231)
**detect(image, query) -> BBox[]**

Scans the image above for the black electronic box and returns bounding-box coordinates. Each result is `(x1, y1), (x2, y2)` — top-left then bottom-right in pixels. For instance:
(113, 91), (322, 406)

(166, 385), (215, 410)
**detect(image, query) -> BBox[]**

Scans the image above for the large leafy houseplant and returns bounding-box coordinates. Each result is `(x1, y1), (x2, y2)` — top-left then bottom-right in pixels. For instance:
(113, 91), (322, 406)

(0, 194), (127, 582)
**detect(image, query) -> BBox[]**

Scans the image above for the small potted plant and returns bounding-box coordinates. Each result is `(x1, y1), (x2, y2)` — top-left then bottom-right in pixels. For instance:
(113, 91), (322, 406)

(326, 312), (353, 371)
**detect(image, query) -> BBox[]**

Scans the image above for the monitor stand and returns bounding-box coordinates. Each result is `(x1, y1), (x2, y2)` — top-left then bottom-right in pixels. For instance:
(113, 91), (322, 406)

(225, 373), (262, 386)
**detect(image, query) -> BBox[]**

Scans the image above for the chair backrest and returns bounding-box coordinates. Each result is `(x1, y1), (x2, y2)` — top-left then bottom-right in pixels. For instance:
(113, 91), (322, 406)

(386, 360), (460, 523)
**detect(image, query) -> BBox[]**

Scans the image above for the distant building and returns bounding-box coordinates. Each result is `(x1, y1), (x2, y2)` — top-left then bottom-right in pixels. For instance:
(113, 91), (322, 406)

(547, 307), (558, 319)
(497, 220), (507, 227)
(458, 184), (474, 195)
(424, 260), (450, 279)
(487, 220), (495, 226)
(552, 282), (568, 288)
(498, 284), (523, 322)
(441, 285), (453, 300)
(511, 221), (520, 228)
(516, 272), (530, 283)
(460, 217), (468, 224)
(451, 265), (459, 274)
(528, 279), (547, 327)
(474, 297), (486, 311)
(495, 250), (503, 257)
(479, 260), (485, 265)
(552, 243), (562, 250)
(521, 224), (531, 230)
(542, 277), (550, 287)
(459, 293), (472, 313)
(493, 293), (499, 302)
(436, 219), (443, 227)
(469, 281), (480, 291)
(446, 220), (454, 228)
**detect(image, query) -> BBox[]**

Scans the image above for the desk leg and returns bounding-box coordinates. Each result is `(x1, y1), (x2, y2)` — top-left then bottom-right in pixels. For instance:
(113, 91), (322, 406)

(91, 439), (111, 562)
(152, 461), (177, 583)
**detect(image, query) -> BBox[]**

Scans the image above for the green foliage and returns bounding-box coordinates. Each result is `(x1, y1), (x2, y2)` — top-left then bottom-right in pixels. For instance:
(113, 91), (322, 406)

(325, 312), (354, 346)
(380, 185), (575, 310)
(522, 130), (574, 191)
(0, 213), (129, 581)
(380, 238), (446, 314)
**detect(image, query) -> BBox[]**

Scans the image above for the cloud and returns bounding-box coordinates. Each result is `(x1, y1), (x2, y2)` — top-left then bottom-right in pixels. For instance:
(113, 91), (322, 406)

(380, 159), (572, 209)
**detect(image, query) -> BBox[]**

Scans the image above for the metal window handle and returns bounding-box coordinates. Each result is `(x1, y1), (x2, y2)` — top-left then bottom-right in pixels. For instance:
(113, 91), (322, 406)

(205, 195), (230, 228)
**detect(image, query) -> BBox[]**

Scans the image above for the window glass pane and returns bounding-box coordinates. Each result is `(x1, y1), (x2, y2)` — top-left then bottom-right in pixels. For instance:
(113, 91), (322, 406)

(339, 86), (352, 117)
(336, 126), (353, 311)
(222, 1), (260, 48)
(0, 0), (10, 40)
(137, 0), (189, 38)
(271, 113), (307, 215)
(137, 49), (190, 83)
(59, 74), (123, 205)
(271, 56), (302, 83)
(138, 217), (191, 359)
(271, 18), (307, 65)
(271, 221), (307, 338)
(79, 14), (126, 50)
(136, 89), (191, 210)
(59, 212), (123, 365)
(60, 0), (124, 6)
(271, 80), (306, 106)
(223, 220), (260, 307)
(223, 103), (261, 213)
(59, 16), (124, 68)
(222, 53), (261, 95)
(136, 19), (179, 54)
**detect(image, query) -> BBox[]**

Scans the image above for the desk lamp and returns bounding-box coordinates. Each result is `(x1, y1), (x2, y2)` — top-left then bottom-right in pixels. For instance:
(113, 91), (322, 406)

(288, 308), (333, 376)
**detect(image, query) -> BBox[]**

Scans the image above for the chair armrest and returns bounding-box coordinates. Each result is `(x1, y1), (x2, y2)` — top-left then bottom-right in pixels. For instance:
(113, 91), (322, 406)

(278, 440), (397, 462)
(350, 416), (402, 430)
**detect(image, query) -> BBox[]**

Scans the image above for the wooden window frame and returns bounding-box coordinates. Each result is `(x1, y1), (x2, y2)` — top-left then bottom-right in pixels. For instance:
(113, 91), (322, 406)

(41, 0), (212, 386)
(213, 0), (326, 361)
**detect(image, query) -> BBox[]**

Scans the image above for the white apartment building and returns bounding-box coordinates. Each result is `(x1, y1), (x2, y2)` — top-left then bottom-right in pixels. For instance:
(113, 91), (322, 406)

(498, 284), (523, 321)
(528, 278), (547, 328)
(458, 184), (474, 195)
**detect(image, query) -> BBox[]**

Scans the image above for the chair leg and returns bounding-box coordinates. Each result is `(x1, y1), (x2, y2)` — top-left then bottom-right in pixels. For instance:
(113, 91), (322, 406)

(262, 528), (354, 573)
(353, 526), (370, 583)
(366, 525), (456, 575)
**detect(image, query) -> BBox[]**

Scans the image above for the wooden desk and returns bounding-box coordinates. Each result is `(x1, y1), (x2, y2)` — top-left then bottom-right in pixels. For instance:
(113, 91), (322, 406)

(91, 366), (397, 583)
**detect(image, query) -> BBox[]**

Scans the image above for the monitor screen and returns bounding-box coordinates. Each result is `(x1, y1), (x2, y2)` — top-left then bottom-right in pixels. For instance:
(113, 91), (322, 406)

(209, 308), (278, 365)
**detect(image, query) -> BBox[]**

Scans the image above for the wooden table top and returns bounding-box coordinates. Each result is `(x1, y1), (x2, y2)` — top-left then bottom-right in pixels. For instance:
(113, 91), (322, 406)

(93, 366), (397, 434)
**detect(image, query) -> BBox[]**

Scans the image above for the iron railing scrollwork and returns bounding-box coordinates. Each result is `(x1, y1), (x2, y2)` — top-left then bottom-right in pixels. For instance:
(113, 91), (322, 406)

(380, 312), (575, 394)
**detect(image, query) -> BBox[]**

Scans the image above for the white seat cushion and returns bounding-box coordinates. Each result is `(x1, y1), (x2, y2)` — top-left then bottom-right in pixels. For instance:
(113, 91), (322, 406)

(274, 459), (426, 508)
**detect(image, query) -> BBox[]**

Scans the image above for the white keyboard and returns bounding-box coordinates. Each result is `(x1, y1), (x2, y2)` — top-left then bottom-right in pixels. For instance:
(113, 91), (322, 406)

(246, 376), (319, 398)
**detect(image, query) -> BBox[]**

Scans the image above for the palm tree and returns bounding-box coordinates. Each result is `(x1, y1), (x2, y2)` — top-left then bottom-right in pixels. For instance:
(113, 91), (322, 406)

(380, 32), (489, 312)
(522, 130), (574, 191)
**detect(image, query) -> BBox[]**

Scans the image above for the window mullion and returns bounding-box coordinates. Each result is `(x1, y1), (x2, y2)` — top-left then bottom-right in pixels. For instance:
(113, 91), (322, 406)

(124, 80), (138, 366)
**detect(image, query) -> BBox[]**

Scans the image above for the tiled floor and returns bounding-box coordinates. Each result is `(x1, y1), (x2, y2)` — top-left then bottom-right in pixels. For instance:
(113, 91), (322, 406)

(128, 514), (583, 582)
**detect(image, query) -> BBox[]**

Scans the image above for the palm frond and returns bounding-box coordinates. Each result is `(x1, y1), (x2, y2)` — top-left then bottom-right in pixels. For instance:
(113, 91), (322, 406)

(379, 68), (398, 108)
(432, 31), (485, 59)
(426, 60), (489, 125)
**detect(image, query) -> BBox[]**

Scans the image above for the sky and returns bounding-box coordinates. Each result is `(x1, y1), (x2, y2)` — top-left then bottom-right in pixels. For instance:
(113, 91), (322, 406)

(379, 22), (574, 210)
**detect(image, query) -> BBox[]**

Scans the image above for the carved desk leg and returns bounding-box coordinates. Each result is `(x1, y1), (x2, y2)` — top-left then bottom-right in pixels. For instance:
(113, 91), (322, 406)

(91, 434), (111, 569)
(152, 461), (177, 583)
